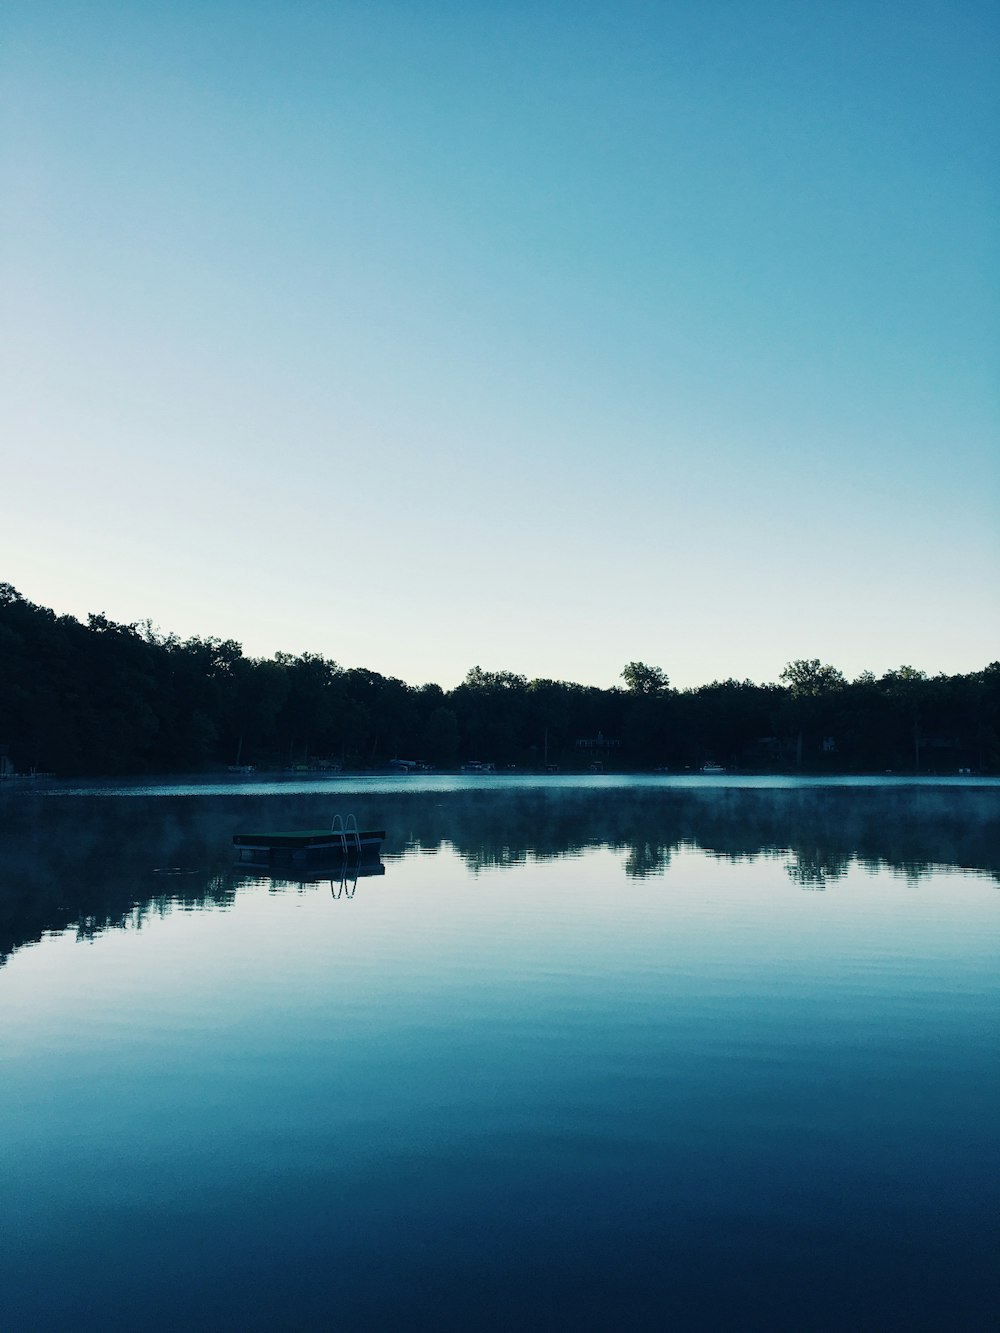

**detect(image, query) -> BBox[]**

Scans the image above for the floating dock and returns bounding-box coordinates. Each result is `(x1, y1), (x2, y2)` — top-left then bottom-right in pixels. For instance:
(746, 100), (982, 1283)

(233, 815), (385, 867)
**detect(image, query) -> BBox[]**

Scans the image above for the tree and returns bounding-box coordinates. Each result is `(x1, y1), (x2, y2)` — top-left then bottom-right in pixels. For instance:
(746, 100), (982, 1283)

(779, 660), (846, 769)
(422, 706), (460, 767)
(452, 667), (530, 763)
(621, 662), (670, 695)
(779, 659), (846, 697)
(881, 665), (928, 773)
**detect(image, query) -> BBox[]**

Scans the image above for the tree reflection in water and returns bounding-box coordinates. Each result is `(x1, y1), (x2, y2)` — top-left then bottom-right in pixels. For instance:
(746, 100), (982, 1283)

(785, 846), (854, 889)
(1, 782), (996, 966)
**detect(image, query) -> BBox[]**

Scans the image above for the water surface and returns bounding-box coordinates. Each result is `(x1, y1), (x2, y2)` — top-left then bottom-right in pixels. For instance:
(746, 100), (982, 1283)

(2, 778), (997, 1329)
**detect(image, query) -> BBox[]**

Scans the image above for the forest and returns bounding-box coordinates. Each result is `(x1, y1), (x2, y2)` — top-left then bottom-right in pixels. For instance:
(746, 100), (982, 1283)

(1, 583), (997, 776)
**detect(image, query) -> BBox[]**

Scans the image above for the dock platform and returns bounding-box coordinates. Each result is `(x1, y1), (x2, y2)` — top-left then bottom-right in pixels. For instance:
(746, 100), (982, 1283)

(233, 826), (385, 866)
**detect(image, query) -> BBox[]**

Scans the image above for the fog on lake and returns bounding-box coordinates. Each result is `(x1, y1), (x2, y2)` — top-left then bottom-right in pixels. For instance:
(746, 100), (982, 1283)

(1, 777), (997, 1330)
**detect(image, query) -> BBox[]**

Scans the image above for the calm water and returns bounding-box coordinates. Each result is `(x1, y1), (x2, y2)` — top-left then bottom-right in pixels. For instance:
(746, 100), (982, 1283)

(1, 777), (998, 1330)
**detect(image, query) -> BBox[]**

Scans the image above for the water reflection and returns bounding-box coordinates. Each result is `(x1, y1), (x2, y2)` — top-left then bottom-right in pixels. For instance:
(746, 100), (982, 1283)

(231, 859), (387, 900)
(784, 844), (855, 889)
(0, 782), (996, 965)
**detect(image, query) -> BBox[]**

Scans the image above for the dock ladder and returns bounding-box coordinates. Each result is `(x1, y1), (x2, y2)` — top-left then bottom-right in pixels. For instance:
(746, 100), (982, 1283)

(330, 813), (362, 860)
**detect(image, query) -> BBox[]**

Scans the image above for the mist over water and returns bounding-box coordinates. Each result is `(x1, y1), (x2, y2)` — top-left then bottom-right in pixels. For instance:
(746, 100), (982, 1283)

(2, 778), (998, 1329)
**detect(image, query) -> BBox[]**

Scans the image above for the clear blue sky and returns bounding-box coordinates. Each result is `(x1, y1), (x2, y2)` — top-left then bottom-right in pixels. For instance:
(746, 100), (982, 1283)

(2, 1), (997, 688)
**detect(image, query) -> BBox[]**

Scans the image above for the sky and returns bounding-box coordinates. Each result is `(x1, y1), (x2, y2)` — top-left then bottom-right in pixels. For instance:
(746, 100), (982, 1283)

(2, 0), (997, 689)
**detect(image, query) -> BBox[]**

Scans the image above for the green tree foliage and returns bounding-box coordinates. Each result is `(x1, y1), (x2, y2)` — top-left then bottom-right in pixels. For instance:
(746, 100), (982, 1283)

(779, 659), (846, 697)
(622, 662), (670, 694)
(0, 586), (995, 776)
(778, 660), (847, 769)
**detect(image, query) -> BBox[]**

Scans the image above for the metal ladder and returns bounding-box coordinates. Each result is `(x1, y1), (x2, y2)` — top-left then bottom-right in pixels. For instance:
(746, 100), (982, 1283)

(330, 813), (362, 860)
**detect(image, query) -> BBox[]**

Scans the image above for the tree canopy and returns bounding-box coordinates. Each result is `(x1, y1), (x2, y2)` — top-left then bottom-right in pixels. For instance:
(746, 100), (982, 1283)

(622, 662), (670, 694)
(0, 586), (996, 776)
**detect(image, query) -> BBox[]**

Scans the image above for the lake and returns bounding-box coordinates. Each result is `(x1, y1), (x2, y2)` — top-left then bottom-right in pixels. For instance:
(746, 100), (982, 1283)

(1, 776), (998, 1330)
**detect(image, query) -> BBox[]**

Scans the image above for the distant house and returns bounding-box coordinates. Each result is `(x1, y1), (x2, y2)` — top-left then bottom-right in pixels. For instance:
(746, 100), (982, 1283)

(575, 731), (620, 751)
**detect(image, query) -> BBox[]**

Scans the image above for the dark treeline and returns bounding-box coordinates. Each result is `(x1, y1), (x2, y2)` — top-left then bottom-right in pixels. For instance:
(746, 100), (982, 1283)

(1, 583), (998, 775)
